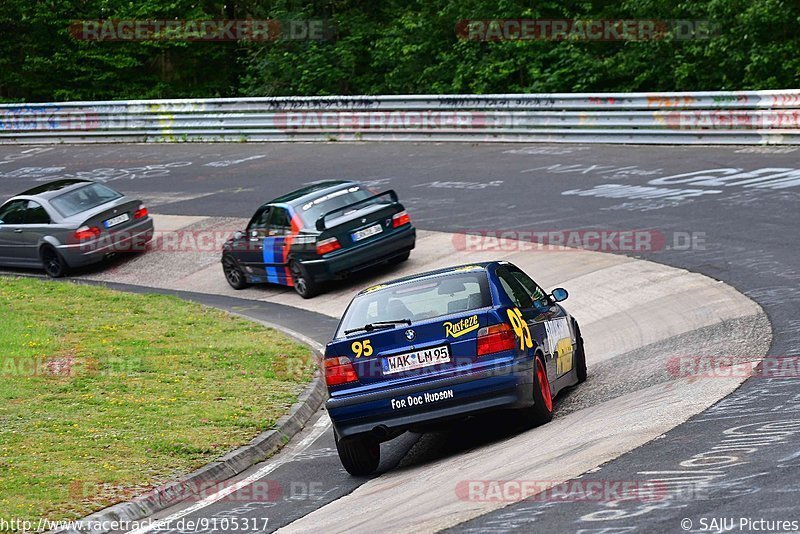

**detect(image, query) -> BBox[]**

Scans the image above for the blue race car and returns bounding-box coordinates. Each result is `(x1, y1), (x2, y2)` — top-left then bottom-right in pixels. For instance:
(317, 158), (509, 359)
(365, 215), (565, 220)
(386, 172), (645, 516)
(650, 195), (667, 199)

(324, 261), (587, 475)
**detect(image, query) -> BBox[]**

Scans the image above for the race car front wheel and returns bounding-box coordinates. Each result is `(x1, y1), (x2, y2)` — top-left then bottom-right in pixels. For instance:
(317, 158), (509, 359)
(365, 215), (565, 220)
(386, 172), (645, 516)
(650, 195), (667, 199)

(336, 434), (380, 476)
(222, 255), (250, 290)
(521, 355), (554, 427)
(290, 260), (320, 299)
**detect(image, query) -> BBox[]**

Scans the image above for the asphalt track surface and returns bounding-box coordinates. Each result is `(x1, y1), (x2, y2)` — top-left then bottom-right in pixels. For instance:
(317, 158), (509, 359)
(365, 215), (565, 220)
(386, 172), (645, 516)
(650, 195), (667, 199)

(1, 143), (799, 532)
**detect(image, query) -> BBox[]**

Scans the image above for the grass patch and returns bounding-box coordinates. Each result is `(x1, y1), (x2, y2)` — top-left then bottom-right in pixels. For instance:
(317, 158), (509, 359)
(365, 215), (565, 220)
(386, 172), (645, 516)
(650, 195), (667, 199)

(0, 277), (316, 523)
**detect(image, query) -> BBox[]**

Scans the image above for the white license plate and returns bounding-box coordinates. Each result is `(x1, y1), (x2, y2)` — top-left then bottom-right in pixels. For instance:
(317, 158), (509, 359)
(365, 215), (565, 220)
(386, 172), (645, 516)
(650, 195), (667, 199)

(104, 213), (130, 228)
(383, 345), (451, 375)
(352, 223), (383, 242)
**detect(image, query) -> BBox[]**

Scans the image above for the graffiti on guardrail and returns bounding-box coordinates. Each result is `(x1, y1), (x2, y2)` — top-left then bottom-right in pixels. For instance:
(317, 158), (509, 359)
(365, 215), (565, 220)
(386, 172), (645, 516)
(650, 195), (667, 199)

(273, 111), (492, 129)
(658, 110), (800, 129)
(0, 107), (99, 131)
(1, 91), (798, 144)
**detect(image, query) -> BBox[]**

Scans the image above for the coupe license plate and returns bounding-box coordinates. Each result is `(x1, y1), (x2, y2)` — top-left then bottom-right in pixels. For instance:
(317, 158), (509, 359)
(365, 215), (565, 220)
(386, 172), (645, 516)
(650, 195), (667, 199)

(351, 223), (383, 242)
(104, 213), (130, 228)
(383, 345), (451, 375)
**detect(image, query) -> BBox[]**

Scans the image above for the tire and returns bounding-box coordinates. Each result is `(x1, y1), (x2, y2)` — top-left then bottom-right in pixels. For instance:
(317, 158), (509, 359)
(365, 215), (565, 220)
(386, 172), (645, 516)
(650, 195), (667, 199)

(520, 355), (554, 427)
(574, 325), (588, 383)
(290, 260), (320, 299)
(389, 251), (411, 265)
(336, 434), (380, 476)
(222, 255), (250, 290)
(40, 246), (67, 278)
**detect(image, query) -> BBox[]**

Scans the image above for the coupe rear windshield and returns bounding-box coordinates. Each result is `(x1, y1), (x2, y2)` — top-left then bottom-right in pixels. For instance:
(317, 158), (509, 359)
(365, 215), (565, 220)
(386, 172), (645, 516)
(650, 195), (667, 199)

(50, 183), (123, 217)
(299, 186), (375, 226)
(337, 271), (492, 337)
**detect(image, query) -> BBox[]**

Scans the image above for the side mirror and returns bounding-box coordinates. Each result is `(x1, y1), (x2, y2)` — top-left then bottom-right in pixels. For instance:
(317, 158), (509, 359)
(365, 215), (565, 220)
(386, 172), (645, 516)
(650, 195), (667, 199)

(551, 288), (569, 302)
(233, 231), (243, 240)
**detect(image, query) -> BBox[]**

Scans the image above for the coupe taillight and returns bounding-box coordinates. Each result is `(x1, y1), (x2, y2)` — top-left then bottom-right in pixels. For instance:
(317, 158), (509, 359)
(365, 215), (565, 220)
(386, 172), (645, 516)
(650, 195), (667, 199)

(477, 323), (517, 356)
(73, 226), (101, 240)
(392, 210), (411, 228)
(134, 205), (148, 219)
(316, 237), (341, 255)
(325, 356), (358, 386)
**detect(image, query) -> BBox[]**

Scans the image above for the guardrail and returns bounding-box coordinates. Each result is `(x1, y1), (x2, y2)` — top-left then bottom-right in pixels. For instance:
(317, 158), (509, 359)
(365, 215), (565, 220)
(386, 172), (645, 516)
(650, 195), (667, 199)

(1, 90), (799, 144)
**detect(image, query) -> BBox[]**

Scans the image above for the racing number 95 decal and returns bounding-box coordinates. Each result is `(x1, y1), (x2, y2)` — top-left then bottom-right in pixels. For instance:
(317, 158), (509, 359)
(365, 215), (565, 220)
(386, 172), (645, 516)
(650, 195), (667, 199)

(352, 339), (373, 358)
(507, 308), (533, 350)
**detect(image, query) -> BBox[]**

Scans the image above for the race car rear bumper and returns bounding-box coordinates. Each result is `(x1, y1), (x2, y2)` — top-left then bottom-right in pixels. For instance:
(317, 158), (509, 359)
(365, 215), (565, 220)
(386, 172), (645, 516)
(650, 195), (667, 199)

(300, 225), (416, 282)
(326, 357), (535, 440)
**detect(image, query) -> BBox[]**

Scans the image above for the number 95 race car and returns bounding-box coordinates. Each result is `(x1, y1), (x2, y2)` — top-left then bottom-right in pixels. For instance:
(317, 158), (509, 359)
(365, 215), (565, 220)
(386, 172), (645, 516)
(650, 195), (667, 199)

(324, 261), (587, 475)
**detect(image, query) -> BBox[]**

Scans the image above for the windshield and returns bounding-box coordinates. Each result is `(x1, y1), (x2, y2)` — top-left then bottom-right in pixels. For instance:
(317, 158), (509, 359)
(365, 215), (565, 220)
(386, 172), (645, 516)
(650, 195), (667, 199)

(299, 186), (375, 226)
(50, 183), (123, 217)
(336, 271), (492, 337)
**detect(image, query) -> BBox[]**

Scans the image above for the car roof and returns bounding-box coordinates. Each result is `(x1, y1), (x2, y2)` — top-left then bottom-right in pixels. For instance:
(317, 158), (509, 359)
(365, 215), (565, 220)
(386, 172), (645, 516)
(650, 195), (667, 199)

(357, 262), (503, 295)
(18, 179), (94, 199)
(270, 180), (357, 207)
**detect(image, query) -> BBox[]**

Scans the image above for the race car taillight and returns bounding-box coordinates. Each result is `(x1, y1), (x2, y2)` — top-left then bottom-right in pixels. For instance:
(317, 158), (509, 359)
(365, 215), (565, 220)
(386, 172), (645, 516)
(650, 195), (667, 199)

(477, 323), (516, 356)
(74, 226), (101, 240)
(392, 210), (411, 228)
(316, 237), (341, 255)
(134, 205), (148, 219)
(325, 356), (358, 386)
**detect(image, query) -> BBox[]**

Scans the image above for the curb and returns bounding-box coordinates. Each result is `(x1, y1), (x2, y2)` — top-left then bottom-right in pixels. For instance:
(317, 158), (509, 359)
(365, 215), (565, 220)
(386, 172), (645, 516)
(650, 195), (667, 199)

(62, 324), (328, 534)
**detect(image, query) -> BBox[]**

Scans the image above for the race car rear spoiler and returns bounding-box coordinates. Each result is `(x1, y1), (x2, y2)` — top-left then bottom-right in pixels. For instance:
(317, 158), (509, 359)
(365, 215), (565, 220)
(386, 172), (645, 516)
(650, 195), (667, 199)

(315, 190), (399, 231)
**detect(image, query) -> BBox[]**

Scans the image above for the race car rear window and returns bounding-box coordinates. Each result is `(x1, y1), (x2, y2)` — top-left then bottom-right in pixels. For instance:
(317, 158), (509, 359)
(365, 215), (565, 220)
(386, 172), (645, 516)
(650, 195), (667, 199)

(337, 272), (491, 337)
(299, 186), (374, 226)
(50, 183), (123, 217)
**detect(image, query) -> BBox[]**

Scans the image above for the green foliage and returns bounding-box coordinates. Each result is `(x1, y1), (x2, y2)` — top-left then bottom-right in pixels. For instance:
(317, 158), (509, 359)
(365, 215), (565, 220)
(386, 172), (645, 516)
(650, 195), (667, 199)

(0, 0), (242, 101)
(1, 0), (798, 102)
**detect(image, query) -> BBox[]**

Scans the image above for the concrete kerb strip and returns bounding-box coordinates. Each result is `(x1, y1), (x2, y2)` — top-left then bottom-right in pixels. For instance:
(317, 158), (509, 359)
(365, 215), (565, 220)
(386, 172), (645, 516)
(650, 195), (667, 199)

(58, 317), (327, 534)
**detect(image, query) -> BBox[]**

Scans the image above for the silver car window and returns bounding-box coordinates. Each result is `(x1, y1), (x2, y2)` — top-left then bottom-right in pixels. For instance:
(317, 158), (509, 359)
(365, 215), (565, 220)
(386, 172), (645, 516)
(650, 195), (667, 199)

(24, 201), (51, 224)
(0, 199), (27, 224)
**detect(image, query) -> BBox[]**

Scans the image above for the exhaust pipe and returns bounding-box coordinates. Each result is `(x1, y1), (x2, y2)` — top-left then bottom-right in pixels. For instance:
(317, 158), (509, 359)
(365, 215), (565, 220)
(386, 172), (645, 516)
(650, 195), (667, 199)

(372, 425), (390, 441)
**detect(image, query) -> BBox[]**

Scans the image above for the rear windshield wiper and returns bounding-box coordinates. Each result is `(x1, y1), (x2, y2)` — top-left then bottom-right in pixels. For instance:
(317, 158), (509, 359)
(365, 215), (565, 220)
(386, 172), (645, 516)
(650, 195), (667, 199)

(344, 319), (412, 335)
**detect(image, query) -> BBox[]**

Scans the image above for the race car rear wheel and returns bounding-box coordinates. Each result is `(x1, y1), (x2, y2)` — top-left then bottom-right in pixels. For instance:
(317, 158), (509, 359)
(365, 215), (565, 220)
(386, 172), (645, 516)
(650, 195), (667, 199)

(521, 355), (554, 427)
(41, 245), (67, 278)
(290, 260), (320, 299)
(222, 255), (250, 290)
(336, 434), (380, 476)
(574, 325), (587, 383)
